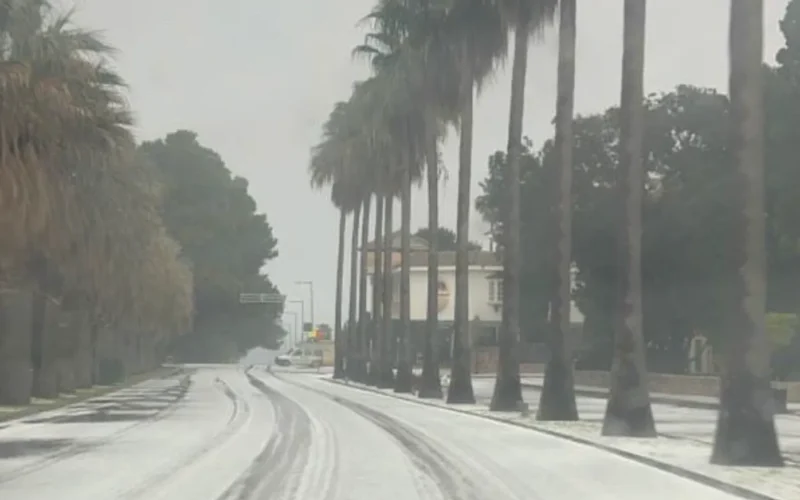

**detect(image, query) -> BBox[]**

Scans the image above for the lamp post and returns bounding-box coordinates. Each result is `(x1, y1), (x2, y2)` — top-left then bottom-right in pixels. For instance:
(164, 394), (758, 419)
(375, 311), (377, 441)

(287, 299), (305, 334)
(295, 280), (315, 329)
(283, 311), (299, 348)
(282, 320), (294, 349)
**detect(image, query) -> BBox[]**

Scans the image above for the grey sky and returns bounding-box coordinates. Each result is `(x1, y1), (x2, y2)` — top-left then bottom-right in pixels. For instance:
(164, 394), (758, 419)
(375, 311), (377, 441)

(67, 0), (789, 327)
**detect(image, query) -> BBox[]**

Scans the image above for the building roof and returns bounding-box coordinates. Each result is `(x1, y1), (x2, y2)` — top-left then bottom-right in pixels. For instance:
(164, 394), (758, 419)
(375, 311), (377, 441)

(404, 250), (501, 268)
(361, 230), (430, 251)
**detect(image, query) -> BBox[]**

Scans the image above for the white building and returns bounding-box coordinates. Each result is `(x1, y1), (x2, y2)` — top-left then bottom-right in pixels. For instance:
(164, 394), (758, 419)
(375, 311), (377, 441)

(361, 232), (584, 351)
(388, 250), (503, 325)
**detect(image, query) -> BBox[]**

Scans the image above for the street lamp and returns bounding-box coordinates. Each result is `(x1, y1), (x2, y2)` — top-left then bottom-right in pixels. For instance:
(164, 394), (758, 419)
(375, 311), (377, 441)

(282, 320), (294, 348)
(295, 280), (315, 329)
(287, 299), (305, 332)
(283, 311), (299, 347)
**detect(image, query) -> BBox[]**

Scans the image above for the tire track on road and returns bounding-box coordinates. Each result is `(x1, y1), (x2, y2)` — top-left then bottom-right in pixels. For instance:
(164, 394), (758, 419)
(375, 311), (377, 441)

(117, 375), (250, 500)
(327, 394), (484, 500)
(216, 371), (328, 500)
(0, 373), (192, 484)
(273, 372), (491, 500)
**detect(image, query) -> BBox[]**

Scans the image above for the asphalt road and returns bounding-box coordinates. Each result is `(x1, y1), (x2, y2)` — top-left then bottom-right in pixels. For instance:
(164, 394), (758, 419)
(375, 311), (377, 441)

(0, 366), (746, 500)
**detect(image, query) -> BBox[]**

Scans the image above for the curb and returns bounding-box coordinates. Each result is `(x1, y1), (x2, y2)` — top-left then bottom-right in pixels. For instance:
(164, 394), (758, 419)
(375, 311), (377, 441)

(322, 377), (778, 500)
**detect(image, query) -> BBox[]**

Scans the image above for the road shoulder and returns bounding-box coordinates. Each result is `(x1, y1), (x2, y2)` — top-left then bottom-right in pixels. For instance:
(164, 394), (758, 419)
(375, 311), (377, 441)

(0, 366), (184, 425)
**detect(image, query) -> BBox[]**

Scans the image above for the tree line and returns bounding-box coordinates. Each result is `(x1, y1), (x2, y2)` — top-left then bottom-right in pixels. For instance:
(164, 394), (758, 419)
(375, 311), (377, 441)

(311, 0), (784, 467)
(0, 0), (281, 407)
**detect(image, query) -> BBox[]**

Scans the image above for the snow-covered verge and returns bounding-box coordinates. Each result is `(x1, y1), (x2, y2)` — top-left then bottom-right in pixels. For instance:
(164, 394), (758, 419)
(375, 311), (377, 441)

(325, 377), (800, 500)
(0, 366), (183, 424)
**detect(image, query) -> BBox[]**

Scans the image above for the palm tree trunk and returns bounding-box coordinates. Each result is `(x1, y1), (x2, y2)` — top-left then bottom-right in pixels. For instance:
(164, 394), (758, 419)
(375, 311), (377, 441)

(420, 134), (443, 399)
(74, 312), (93, 389)
(379, 195), (396, 388)
(490, 9), (529, 412)
(333, 208), (347, 379)
(347, 203), (362, 379)
(602, 0), (656, 437)
(711, 0), (782, 466)
(0, 290), (34, 405)
(32, 294), (59, 399)
(537, 0), (579, 421)
(55, 310), (78, 394)
(447, 43), (476, 405)
(368, 193), (385, 385)
(395, 166), (414, 393)
(90, 322), (100, 385)
(358, 195), (372, 382)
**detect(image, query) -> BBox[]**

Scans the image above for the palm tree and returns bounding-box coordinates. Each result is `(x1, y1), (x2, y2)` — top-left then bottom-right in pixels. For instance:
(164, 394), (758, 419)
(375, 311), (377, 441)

(358, 0), (457, 398)
(490, 0), (558, 412)
(601, 0), (656, 437)
(369, 189), (386, 385)
(333, 202), (347, 379)
(356, 194), (372, 382)
(0, 2), (128, 283)
(536, 0), (579, 420)
(445, 0), (508, 404)
(380, 193), (396, 388)
(420, 138), (444, 398)
(346, 201), (362, 379)
(710, 0), (783, 466)
(0, 0), (194, 402)
(309, 100), (369, 379)
(396, 158), (414, 392)
(354, 14), (433, 393)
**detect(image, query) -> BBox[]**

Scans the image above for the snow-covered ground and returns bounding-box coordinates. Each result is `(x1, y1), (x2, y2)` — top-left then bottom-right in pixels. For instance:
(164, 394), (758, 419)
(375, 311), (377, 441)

(470, 377), (800, 460)
(0, 365), (773, 499)
(330, 372), (800, 500)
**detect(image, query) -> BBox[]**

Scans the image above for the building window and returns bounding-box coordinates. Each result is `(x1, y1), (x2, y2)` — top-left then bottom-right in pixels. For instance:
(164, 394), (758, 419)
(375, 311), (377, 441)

(488, 279), (503, 304)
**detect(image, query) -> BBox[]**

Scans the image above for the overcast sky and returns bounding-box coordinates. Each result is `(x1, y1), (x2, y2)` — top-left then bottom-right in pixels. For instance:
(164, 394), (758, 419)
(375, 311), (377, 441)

(66, 0), (789, 327)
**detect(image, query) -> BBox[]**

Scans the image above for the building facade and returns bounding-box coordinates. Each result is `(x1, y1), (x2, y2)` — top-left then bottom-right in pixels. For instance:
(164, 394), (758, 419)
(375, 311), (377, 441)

(361, 233), (585, 363)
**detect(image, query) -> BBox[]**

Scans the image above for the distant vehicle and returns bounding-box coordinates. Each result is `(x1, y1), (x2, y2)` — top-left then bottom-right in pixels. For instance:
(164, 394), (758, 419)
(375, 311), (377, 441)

(274, 348), (322, 369)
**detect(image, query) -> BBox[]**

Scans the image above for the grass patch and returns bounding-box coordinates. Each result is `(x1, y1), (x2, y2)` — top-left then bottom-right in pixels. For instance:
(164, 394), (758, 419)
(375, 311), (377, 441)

(0, 366), (183, 423)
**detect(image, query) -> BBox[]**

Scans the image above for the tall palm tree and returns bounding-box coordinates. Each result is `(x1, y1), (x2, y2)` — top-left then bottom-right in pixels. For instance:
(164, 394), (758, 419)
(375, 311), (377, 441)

(490, 0), (558, 412)
(601, 0), (656, 437)
(354, 15), (431, 393)
(396, 157), (414, 392)
(357, 194), (372, 382)
(420, 136), (444, 398)
(536, 0), (579, 420)
(0, 2), (117, 399)
(380, 193), (396, 388)
(0, 0), (194, 402)
(309, 99), (370, 379)
(357, 0), (457, 399)
(333, 202), (347, 379)
(339, 78), (401, 389)
(346, 201), (362, 379)
(368, 190), (385, 385)
(446, 0), (508, 404)
(710, 0), (783, 466)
